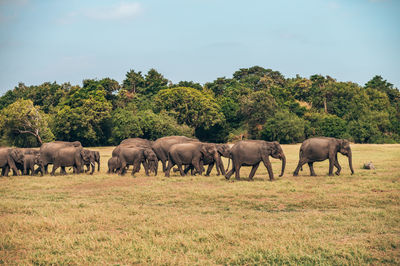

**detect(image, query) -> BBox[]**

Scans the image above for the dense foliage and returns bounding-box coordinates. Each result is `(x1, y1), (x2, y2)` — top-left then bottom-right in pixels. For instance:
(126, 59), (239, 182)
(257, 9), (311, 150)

(0, 66), (399, 146)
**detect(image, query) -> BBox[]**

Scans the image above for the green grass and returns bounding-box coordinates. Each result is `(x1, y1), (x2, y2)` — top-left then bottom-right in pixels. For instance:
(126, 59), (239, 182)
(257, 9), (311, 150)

(0, 144), (399, 265)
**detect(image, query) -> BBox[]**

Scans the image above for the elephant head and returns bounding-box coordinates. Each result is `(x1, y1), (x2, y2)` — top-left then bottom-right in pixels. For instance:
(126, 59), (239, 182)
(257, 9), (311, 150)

(265, 141), (286, 177)
(80, 149), (95, 174)
(10, 149), (24, 164)
(201, 143), (225, 176)
(144, 149), (158, 175)
(338, 139), (354, 175)
(216, 144), (231, 158)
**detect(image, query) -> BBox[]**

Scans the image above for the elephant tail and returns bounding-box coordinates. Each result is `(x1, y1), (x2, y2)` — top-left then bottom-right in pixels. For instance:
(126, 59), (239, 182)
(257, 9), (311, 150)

(299, 149), (303, 171)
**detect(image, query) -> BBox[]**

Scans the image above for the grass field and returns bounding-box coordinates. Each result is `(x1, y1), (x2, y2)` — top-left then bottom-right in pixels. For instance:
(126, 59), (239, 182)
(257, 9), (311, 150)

(0, 144), (399, 265)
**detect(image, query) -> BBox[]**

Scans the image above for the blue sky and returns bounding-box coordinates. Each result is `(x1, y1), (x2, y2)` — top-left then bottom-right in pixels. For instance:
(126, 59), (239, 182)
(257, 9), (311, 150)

(0, 0), (399, 94)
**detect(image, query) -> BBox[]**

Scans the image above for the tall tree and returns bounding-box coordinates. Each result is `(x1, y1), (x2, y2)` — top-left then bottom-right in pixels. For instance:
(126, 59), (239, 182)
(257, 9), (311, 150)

(0, 99), (54, 146)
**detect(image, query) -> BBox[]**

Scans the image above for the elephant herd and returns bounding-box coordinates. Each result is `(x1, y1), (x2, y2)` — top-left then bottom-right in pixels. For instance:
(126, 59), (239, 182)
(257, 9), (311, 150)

(0, 136), (354, 180)
(0, 141), (100, 177)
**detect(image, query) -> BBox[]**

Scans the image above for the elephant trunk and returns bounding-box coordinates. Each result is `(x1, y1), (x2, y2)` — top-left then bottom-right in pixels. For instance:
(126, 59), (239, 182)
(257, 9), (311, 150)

(348, 152), (354, 175)
(279, 154), (286, 177)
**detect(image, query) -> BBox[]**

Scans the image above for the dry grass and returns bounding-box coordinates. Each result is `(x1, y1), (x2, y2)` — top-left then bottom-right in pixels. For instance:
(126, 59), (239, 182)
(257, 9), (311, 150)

(0, 144), (399, 265)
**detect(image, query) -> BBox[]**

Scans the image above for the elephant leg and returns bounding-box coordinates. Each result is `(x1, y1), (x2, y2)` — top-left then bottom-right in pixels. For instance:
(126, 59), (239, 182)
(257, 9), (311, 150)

(293, 158), (307, 176)
(192, 159), (202, 176)
(183, 165), (192, 175)
(225, 164), (235, 180)
(142, 161), (149, 176)
(205, 163), (214, 176)
(44, 165), (49, 175)
(176, 163), (186, 176)
(162, 159), (168, 173)
(120, 161), (127, 175)
(262, 156), (274, 181)
(51, 164), (59, 176)
(308, 163), (317, 176)
(61, 166), (67, 175)
(334, 154), (341, 175)
(248, 162), (260, 180)
(4, 166), (10, 177)
(328, 155), (335, 176)
(165, 160), (174, 177)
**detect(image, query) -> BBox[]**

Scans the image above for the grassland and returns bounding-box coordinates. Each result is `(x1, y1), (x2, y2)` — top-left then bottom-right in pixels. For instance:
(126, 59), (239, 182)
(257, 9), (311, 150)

(0, 144), (399, 265)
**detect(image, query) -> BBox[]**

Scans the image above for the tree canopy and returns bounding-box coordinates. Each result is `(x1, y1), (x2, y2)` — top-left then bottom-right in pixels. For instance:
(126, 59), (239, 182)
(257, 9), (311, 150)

(0, 67), (399, 146)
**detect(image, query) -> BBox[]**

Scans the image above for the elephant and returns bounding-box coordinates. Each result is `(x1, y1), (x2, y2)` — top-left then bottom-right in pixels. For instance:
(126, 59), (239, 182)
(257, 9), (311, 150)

(23, 154), (42, 176)
(120, 138), (153, 147)
(50, 146), (88, 176)
(152, 136), (199, 172)
(0, 148), (25, 176)
(174, 143), (231, 176)
(107, 156), (121, 174)
(81, 149), (96, 175)
(113, 138), (158, 176)
(225, 140), (286, 181)
(117, 146), (158, 176)
(293, 137), (354, 176)
(84, 150), (100, 172)
(40, 141), (82, 174)
(165, 142), (224, 177)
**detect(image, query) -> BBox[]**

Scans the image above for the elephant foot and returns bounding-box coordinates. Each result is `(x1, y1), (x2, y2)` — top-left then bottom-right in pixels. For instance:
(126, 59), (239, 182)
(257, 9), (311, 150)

(335, 171), (340, 176)
(310, 174), (317, 176)
(269, 178), (275, 182)
(328, 174), (334, 176)
(293, 172), (298, 176)
(205, 174), (210, 177)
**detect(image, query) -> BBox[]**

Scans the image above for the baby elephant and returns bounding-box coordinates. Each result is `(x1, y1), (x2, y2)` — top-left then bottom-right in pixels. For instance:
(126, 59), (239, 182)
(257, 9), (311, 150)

(293, 137), (354, 176)
(23, 154), (42, 176)
(107, 156), (121, 174)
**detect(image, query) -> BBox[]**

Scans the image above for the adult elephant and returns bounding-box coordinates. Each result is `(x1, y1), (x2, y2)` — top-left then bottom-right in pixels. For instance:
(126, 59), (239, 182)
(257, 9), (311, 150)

(165, 142), (223, 177)
(225, 140), (286, 181)
(0, 148), (24, 176)
(81, 149), (96, 175)
(152, 136), (199, 172)
(118, 146), (158, 176)
(113, 144), (158, 176)
(176, 143), (231, 176)
(293, 137), (354, 176)
(40, 141), (82, 174)
(120, 138), (153, 147)
(51, 146), (88, 175)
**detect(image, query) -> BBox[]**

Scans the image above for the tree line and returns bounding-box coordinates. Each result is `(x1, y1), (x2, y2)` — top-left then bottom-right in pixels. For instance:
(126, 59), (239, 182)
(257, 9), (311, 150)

(0, 66), (399, 147)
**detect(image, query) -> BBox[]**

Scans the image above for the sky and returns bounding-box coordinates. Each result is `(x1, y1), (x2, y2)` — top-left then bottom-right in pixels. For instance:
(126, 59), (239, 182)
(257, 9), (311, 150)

(0, 0), (399, 94)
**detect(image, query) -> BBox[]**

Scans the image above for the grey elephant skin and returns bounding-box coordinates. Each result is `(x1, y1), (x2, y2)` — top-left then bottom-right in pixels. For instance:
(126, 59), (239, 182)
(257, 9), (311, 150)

(23, 154), (42, 176)
(175, 143), (231, 176)
(152, 136), (199, 172)
(165, 142), (224, 177)
(40, 141), (82, 174)
(112, 138), (158, 176)
(50, 146), (87, 175)
(107, 156), (121, 173)
(117, 146), (157, 176)
(81, 149), (96, 175)
(225, 140), (286, 181)
(293, 137), (354, 176)
(0, 148), (24, 176)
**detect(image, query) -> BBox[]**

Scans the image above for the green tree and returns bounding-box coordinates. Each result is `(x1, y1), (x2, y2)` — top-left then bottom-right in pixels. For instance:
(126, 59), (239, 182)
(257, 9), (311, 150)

(240, 90), (278, 137)
(260, 111), (305, 144)
(0, 99), (54, 146)
(52, 83), (112, 146)
(154, 87), (224, 130)
(122, 69), (145, 95)
(140, 68), (169, 95)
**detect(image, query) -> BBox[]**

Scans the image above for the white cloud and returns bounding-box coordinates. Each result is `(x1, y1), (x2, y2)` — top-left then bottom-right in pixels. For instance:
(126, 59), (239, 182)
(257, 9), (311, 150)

(85, 2), (142, 20)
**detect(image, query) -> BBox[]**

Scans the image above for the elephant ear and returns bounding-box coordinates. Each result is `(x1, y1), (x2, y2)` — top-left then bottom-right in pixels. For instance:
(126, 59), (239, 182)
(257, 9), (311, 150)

(200, 144), (213, 156)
